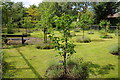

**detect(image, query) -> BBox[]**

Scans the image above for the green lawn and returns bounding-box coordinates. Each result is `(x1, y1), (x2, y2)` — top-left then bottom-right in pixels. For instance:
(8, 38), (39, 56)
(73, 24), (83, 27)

(3, 30), (118, 78)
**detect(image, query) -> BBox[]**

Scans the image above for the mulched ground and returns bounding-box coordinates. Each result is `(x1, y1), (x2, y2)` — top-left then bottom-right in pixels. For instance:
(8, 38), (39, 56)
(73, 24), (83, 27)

(5, 37), (43, 45)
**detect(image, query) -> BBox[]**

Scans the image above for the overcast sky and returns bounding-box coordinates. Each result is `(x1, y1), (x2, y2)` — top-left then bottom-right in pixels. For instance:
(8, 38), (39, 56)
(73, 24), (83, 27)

(11, 0), (43, 8)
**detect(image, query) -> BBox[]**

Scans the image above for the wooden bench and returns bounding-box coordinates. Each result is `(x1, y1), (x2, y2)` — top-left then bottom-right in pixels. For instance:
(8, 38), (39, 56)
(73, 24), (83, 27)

(2, 34), (30, 44)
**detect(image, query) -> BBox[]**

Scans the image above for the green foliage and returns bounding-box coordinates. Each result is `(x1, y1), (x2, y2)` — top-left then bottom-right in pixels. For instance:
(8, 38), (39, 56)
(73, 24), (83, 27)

(38, 2), (58, 43)
(7, 28), (14, 34)
(70, 21), (77, 28)
(49, 13), (75, 74)
(2, 1), (25, 33)
(76, 36), (91, 43)
(38, 2), (57, 28)
(115, 23), (120, 36)
(99, 20), (107, 28)
(99, 20), (110, 28)
(22, 17), (32, 29)
(2, 1), (14, 26)
(100, 29), (112, 38)
(99, 20), (111, 37)
(77, 10), (94, 39)
(99, 29), (106, 35)
(49, 35), (76, 56)
(26, 5), (39, 28)
(77, 10), (94, 28)
(53, 13), (73, 30)
(108, 29), (115, 33)
(7, 18), (14, 34)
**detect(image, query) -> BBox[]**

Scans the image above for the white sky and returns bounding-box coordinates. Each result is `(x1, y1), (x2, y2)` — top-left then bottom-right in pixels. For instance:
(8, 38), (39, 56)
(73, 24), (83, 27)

(11, 0), (43, 8)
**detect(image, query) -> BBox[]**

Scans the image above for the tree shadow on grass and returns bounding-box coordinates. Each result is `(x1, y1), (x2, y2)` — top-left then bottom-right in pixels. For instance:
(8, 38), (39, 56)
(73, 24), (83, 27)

(2, 60), (17, 78)
(92, 39), (106, 42)
(9, 56), (22, 57)
(16, 48), (42, 78)
(2, 44), (28, 49)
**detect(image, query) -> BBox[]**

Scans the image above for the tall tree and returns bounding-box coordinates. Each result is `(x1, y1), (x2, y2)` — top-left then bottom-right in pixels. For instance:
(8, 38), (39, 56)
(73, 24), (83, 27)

(12, 2), (25, 32)
(93, 2), (120, 24)
(26, 5), (39, 28)
(2, 1), (25, 33)
(2, 1), (14, 33)
(77, 10), (94, 38)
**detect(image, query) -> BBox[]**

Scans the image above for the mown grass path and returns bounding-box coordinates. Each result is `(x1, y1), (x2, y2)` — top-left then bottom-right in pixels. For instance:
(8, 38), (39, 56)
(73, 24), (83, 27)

(16, 48), (42, 78)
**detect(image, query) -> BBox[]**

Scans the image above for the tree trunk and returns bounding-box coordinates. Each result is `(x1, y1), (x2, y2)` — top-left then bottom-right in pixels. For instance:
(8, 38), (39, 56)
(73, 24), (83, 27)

(63, 33), (67, 74)
(22, 36), (24, 44)
(26, 26), (27, 34)
(18, 26), (19, 32)
(105, 26), (107, 35)
(44, 28), (47, 43)
(83, 28), (84, 38)
(63, 52), (67, 74)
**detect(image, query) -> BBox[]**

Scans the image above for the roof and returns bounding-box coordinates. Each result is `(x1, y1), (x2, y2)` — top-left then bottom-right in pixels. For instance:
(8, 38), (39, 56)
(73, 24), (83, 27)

(107, 12), (120, 18)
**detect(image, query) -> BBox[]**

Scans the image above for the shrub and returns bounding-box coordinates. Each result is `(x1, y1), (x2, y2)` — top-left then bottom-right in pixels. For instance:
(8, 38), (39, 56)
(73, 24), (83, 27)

(99, 29), (106, 35)
(45, 61), (63, 78)
(7, 28), (14, 34)
(70, 32), (76, 37)
(99, 29), (113, 38)
(22, 33), (31, 36)
(28, 30), (33, 33)
(115, 30), (120, 36)
(109, 44), (119, 55)
(47, 31), (51, 34)
(36, 43), (54, 49)
(76, 36), (91, 43)
(107, 29), (115, 33)
(88, 31), (94, 34)
(100, 35), (112, 38)
(74, 28), (80, 32)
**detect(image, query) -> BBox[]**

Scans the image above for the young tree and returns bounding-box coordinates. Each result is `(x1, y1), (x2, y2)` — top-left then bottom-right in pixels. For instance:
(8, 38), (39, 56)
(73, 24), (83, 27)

(38, 2), (58, 43)
(77, 10), (94, 38)
(22, 17), (32, 34)
(99, 20), (110, 35)
(49, 13), (75, 74)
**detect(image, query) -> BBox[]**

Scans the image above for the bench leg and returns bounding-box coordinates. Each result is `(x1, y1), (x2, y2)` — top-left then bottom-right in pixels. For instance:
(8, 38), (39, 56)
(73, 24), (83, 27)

(22, 36), (24, 44)
(4, 39), (8, 44)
